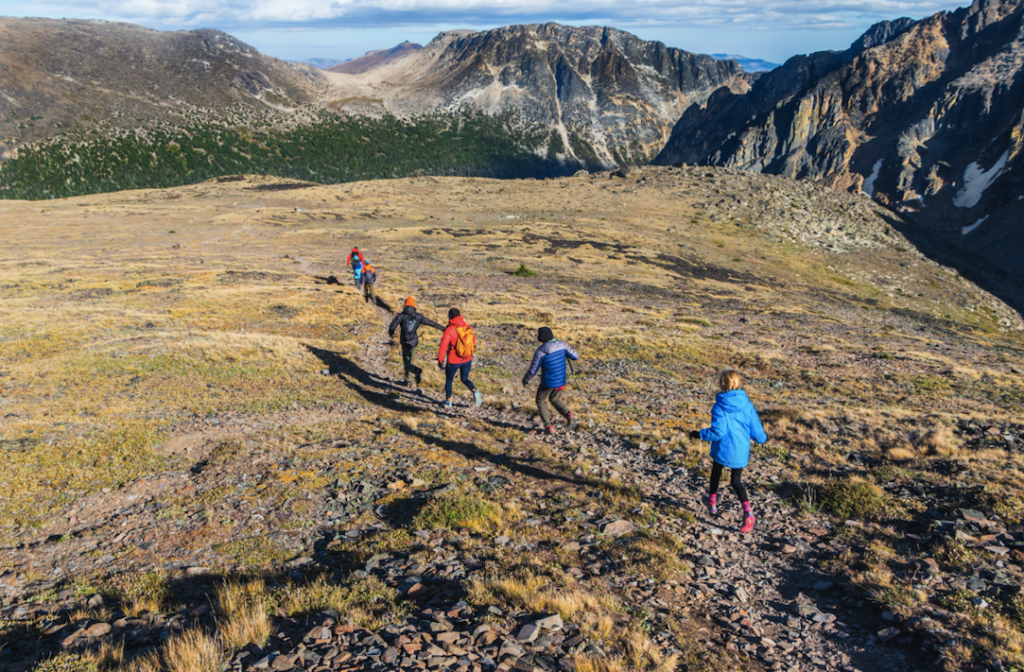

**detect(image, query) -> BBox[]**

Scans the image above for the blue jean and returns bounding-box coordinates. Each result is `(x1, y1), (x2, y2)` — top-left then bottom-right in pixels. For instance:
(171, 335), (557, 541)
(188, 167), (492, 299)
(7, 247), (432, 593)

(445, 361), (475, 399)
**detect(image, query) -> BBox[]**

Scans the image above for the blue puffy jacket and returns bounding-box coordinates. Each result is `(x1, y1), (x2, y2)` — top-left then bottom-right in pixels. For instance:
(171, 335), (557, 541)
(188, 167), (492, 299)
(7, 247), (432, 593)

(699, 389), (767, 469)
(523, 340), (579, 388)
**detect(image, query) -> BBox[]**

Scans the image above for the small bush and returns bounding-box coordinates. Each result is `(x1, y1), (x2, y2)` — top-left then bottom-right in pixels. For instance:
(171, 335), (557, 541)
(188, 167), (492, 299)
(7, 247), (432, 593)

(934, 538), (978, 569)
(938, 588), (982, 616)
(513, 263), (538, 277)
(413, 493), (497, 531)
(819, 480), (885, 519)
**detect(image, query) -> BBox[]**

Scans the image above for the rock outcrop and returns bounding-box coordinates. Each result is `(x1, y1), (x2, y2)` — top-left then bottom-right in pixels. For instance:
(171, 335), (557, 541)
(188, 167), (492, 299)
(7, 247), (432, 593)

(337, 24), (747, 168)
(655, 0), (1024, 281)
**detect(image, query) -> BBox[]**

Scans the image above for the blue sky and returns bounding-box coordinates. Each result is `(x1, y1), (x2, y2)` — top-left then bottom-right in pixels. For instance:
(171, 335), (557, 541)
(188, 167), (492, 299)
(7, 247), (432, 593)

(0, 1), (969, 64)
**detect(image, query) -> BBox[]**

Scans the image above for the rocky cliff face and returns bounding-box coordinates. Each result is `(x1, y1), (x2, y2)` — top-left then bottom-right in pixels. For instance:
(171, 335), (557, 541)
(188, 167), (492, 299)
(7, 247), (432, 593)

(656, 0), (1024, 282)
(0, 18), (327, 158)
(362, 24), (746, 168)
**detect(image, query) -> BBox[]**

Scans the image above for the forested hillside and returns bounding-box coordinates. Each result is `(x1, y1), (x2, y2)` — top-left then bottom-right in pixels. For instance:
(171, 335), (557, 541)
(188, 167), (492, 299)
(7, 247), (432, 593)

(0, 111), (566, 199)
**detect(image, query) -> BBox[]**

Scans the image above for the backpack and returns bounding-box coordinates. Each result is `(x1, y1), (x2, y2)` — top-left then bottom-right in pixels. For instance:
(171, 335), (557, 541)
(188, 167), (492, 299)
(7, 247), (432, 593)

(364, 268), (376, 284)
(401, 314), (419, 342)
(453, 324), (475, 359)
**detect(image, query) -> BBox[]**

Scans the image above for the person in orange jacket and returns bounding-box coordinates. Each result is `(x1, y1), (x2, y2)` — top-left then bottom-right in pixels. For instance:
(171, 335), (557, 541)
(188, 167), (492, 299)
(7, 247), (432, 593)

(362, 262), (377, 302)
(437, 308), (482, 409)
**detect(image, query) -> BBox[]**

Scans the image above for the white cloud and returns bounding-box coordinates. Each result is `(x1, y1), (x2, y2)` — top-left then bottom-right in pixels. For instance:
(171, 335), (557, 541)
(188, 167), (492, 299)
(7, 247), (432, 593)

(10, 0), (969, 31)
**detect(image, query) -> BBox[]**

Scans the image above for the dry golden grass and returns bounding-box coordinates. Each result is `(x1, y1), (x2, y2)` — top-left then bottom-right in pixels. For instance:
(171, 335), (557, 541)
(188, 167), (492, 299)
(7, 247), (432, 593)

(468, 573), (603, 622)
(571, 628), (680, 672)
(275, 575), (402, 629)
(215, 579), (273, 650)
(160, 628), (223, 672)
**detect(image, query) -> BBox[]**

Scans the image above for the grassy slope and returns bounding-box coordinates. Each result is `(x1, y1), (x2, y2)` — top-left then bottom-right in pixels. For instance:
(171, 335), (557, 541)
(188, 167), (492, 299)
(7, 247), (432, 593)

(0, 167), (1022, 671)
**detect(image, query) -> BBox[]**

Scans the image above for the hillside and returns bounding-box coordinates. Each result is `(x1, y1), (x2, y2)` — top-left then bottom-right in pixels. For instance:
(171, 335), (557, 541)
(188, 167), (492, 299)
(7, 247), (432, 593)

(0, 17), (329, 159)
(0, 167), (1022, 672)
(655, 0), (1024, 290)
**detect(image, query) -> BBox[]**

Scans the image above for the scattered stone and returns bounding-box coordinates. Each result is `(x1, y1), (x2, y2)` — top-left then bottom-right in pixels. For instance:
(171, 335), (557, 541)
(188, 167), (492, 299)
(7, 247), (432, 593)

(533, 614), (564, 631)
(599, 519), (636, 537)
(85, 622), (111, 638)
(877, 628), (900, 643)
(517, 623), (541, 642)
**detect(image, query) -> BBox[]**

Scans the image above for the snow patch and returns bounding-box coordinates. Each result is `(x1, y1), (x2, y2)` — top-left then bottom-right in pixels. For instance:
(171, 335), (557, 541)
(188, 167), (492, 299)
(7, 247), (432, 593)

(862, 159), (883, 197)
(954, 150), (1009, 208)
(962, 215), (988, 235)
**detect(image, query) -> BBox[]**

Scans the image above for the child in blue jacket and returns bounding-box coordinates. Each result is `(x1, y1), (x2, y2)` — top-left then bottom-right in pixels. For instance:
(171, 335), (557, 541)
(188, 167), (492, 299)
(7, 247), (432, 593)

(689, 369), (767, 533)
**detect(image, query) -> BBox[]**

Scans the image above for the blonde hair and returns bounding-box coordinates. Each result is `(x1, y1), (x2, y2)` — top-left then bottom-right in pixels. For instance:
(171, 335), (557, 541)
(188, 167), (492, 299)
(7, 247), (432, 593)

(719, 369), (743, 392)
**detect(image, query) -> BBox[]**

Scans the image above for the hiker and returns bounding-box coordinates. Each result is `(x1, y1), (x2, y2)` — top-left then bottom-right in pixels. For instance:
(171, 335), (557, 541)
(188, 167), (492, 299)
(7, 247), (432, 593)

(689, 369), (767, 534)
(437, 308), (482, 409)
(346, 247), (366, 271)
(362, 262), (377, 303)
(347, 247), (367, 289)
(522, 326), (580, 435)
(388, 297), (443, 388)
(351, 258), (365, 290)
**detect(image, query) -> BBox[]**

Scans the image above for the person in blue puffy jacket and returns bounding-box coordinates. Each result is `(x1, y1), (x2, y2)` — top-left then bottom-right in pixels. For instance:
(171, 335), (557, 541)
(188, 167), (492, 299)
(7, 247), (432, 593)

(523, 326), (579, 434)
(689, 369), (767, 533)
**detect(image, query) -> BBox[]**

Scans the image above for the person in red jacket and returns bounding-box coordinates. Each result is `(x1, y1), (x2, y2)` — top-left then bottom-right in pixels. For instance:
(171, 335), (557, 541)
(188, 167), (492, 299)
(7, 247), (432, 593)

(346, 247), (366, 271)
(437, 308), (482, 409)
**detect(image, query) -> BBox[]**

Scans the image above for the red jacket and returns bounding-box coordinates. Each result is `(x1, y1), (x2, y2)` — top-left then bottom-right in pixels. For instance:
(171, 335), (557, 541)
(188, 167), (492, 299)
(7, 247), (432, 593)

(346, 248), (366, 268)
(438, 315), (473, 365)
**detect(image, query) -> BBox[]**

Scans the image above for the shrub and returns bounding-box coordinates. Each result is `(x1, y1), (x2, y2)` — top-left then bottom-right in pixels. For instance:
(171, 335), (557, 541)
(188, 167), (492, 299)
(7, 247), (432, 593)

(934, 538), (977, 569)
(413, 493), (497, 531)
(819, 480), (885, 519)
(513, 263), (538, 277)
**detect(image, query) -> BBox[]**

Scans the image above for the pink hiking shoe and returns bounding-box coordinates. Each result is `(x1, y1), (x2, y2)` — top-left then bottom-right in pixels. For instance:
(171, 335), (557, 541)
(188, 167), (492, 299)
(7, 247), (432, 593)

(740, 514), (755, 533)
(701, 493), (718, 516)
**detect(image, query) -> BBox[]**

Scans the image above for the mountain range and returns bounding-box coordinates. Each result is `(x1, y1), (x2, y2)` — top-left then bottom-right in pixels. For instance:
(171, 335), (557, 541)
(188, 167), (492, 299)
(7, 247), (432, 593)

(656, 0), (1024, 285)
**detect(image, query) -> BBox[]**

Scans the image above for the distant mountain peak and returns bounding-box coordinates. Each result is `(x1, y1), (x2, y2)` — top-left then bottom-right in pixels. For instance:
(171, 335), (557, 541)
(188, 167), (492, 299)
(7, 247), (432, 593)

(711, 54), (780, 73)
(327, 42), (422, 75)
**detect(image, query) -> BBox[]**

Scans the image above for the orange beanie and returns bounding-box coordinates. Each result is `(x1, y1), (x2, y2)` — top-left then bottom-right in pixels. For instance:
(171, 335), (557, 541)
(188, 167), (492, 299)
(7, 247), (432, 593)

(404, 296), (416, 308)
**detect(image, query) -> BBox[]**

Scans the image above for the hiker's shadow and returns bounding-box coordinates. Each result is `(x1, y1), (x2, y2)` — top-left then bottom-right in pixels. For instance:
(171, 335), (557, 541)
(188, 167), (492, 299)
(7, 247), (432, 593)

(398, 424), (631, 494)
(304, 344), (419, 412)
(373, 296), (393, 312)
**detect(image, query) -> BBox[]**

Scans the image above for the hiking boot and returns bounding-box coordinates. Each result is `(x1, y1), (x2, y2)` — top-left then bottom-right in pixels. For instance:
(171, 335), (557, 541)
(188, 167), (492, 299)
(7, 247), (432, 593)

(544, 425), (557, 435)
(444, 399), (453, 409)
(473, 390), (483, 407)
(414, 370), (422, 386)
(567, 412), (579, 430)
(701, 493), (718, 516)
(740, 514), (755, 534)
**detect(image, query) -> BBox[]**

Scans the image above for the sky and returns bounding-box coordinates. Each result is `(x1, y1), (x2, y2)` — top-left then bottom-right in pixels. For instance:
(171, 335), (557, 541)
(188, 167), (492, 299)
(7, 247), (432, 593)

(0, 0), (971, 65)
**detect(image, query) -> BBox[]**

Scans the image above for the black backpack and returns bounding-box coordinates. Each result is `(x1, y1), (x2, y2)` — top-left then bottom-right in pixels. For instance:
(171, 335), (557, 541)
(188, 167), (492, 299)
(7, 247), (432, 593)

(401, 313), (419, 342)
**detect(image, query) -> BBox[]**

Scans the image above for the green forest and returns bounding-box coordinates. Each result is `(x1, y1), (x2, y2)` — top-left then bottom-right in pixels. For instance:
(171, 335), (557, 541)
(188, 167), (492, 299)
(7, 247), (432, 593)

(0, 111), (585, 200)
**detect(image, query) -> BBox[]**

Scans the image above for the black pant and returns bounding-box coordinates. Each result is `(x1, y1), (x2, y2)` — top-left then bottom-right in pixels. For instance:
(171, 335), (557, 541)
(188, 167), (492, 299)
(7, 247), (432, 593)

(709, 462), (748, 502)
(444, 361), (475, 398)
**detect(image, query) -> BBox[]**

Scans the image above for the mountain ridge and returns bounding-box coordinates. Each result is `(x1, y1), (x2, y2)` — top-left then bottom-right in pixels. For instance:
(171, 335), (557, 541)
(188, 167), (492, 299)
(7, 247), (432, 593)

(0, 17), (329, 159)
(655, 0), (1024, 298)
